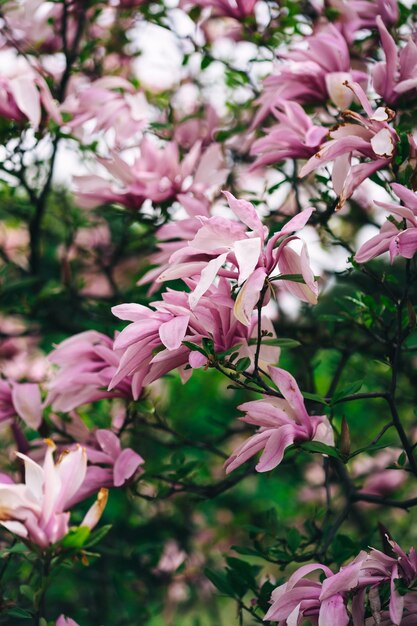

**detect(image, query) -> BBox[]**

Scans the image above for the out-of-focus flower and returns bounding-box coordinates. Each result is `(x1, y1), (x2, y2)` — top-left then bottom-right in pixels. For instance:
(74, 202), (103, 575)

(56, 617), (80, 626)
(322, 0), (399, 43)
(109, 278), (280, 399)
(0, 441), (108, 547)
(253, 25), (367, 126)
(355, 183), (417, 263)
(0, 380), (42, 430)
(180, 0), (257, 19)
(156, 191), (318, 324)
(62, 76), (148, 145)
(300, 82), (398, 206)
(0, 54), (60, 129)
(46, 331), (134, 412)
(138, 195), (211, 294)
(373, 16), (417, 106)
(250, 100), (328, 170)
(74, 138), (227, 210)
(225, 366), (334, 473)
(174, 104), (220, 150)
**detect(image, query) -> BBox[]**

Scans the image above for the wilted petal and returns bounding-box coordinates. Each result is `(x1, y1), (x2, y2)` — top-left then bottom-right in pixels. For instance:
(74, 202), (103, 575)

(371, 128), (395, 157)
(325, 72), (354, 109)
(80, 488), (108, 530)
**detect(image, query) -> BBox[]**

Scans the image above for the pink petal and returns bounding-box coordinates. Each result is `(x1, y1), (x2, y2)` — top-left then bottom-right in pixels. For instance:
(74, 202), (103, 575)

(159, 315), (190, 350)
(256, 425), (296, 472)
(113, 448), (144, 487)
(222, 191), (264, 236)
(189, 252), (228, 308)
(319, 595), (349, 626)
(12, 383), (42, 429)
(234, 237), (261, 285)
(233, 267), (267, 326)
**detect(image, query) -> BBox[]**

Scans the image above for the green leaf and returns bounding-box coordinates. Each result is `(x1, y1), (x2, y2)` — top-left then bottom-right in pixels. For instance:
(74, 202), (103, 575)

(5, 607), (32, 619)
(236, 357), (251, 371)
(216, 344), (242, 358)
(299, 441), (340, 459)
(231, 545), (263, 558)
(270, 273), (305, 283)
(85, 524), (112, 548)
(59, 526), (91, 550)
(248, 337), (301, 348)
(287, 528), (301, 552)
(301, 391), (328, 405)
(205, 568), (235, 596)
(182, 341), (207, 356)
(332, 380), (363, 403)
(398, 451), (407, 466)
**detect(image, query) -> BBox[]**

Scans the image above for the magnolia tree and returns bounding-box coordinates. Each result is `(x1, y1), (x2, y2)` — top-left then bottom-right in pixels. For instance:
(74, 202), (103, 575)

(1, 0), (417, 624)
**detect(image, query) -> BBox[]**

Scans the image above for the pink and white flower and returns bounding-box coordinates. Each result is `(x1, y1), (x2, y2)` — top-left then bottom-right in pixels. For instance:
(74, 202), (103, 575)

(225, 366), (334, 473)
(355, 183), (417, 263)
(0, 441), (108, 547)
(300, 82), (399, 206)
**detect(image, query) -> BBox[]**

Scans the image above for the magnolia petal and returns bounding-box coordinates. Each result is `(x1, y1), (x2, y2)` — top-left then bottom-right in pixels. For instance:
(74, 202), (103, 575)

(113, 448), (144, 487)
(255, 425), (295, 472)
(370, 128), (395, 157)
(159, 315), (190, 350)
(233, 267), (267, 326)
(189, 253), (228, 309)
(222, 191), (264, 235)
(81, 487), (109, 530)
(234, 237), (261, 285)
(325, 72), (354, 109)
(319, 595), (349, 626)
(11, 383), (42, 430)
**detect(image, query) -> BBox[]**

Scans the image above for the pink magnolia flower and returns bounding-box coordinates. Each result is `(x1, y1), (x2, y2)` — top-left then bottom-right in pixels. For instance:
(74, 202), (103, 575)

(156, 191), (318, 325)
(0, 441), (108, 547)
(300, 82), (399, 206)
(56, 617), (79, 626)
(250, 100), (328, 170)
(356, 540), (417, 625)
(109, 278), (280, 399)
(74, 138), (227, 210)
(0, 56), (61, 129)
(46, 331), (134, 412)
(265, 537), (417, 625)
(325, 0), (399, 44)
(62, 76), (148, 145)
(373, 16), (417, 105)
(224, 366), (334, 473)
(0, 380), (42, 430)
(174, 104), (220, 150)
(355, 183), (417, 263)
(253, 25), (368, 127)
(65, 429), (144, 506)
(138, 195), (211, 294)
(264, 554), (366, 625)
(180, 0), (257, 19)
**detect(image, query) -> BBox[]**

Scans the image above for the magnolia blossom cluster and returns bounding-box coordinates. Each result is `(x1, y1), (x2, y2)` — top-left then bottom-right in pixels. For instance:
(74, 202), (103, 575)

(1, 0), (417, 623)
(265, 537), (417, 626)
